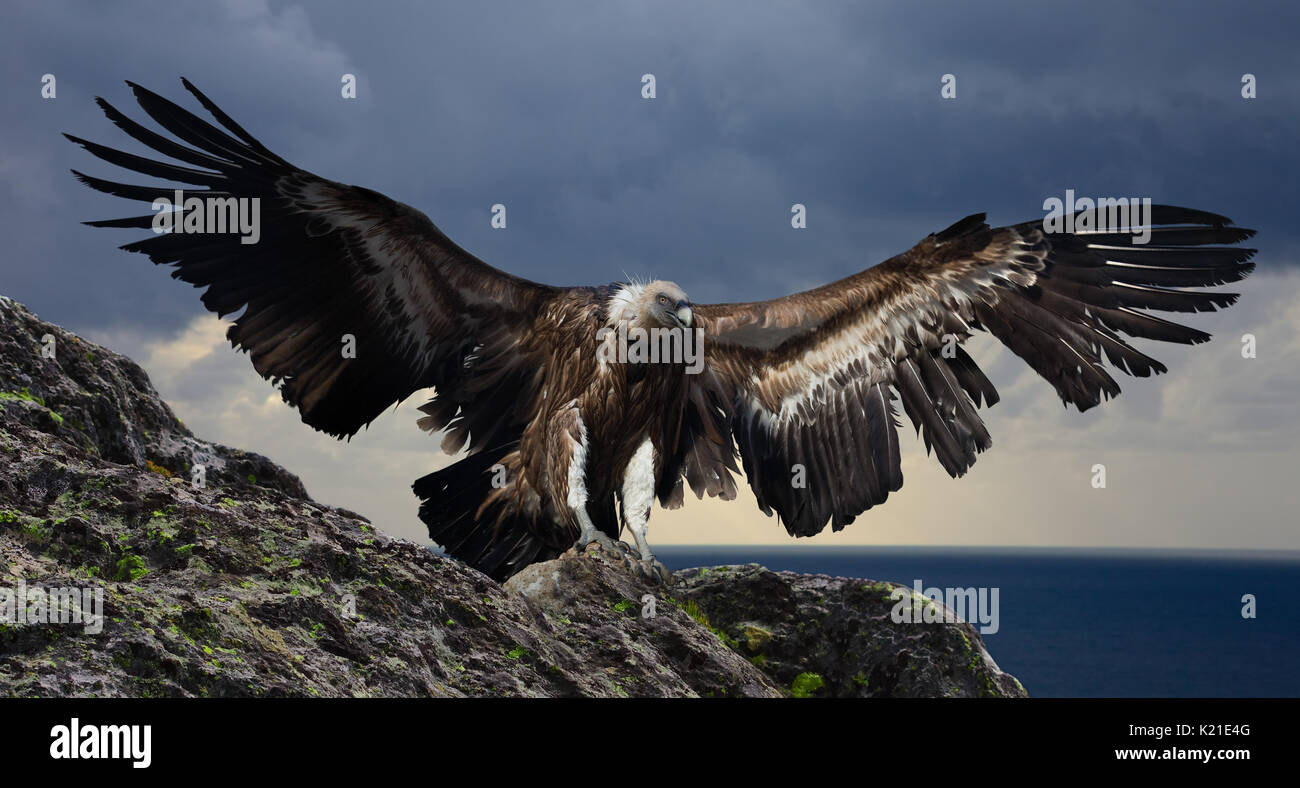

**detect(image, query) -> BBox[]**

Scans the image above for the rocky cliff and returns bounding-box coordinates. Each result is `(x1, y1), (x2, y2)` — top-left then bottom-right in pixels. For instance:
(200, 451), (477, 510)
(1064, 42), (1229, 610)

(0, 295), (1026, 697)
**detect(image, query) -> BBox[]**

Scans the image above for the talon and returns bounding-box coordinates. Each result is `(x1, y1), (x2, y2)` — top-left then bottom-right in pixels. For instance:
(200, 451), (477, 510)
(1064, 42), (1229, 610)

(655, 564), (674, 585)
(575, 527), (617, 553)
(637, 556), (673, 585)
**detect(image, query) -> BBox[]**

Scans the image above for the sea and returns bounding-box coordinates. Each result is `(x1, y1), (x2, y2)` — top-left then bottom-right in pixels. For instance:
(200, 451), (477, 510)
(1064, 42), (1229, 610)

(654, 546), (1300, 698)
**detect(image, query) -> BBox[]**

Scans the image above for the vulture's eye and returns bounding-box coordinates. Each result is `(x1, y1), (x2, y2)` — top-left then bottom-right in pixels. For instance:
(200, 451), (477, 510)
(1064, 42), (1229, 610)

(658, 295), (668, 305)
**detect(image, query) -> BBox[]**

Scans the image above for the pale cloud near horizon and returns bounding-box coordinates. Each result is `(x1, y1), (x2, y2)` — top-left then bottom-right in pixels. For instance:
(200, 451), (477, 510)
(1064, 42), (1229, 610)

(83, 268), (1300, 553)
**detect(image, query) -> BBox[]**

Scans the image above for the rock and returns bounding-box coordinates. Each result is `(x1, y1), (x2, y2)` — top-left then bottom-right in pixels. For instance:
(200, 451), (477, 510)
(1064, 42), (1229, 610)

(504, 545), (781, 697)
(0, 295), (306, 499)
(671, 565), (1027, 698)
(0, 295), (1027, 697)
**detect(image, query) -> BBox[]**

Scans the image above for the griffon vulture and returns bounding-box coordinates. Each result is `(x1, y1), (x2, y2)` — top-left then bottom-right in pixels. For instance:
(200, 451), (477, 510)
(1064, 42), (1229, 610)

(68, 80), (1256, 581)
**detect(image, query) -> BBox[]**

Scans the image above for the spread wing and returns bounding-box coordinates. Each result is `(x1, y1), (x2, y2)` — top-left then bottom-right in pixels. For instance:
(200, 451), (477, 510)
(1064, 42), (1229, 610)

(68, 79), (559, 443)
(691, 208), (1256, 536)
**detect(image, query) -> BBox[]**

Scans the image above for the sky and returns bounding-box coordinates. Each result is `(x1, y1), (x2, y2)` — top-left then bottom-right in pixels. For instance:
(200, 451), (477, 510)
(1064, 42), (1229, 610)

(2, 0), (1298, 551)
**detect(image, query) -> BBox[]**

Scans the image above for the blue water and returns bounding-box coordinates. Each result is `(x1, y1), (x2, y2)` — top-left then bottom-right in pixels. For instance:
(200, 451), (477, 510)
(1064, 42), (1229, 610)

(655, 546), (1300, 698)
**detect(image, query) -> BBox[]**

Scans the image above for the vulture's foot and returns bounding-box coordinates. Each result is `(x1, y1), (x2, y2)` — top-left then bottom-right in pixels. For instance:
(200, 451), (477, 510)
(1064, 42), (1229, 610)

(575, 527), (632, 557)
(628, 529), (672, 584)
(576, 529), (670, 583)
(636, 556), (674, 585)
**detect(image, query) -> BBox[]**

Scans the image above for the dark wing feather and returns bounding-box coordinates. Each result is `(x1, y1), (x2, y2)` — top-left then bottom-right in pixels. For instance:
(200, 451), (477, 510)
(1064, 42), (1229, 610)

(69, 79), (560, 443)
(692, 208), (1256, 536)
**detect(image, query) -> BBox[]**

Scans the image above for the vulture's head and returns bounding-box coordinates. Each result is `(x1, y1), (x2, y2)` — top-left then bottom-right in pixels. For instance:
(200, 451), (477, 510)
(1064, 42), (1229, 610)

(634, 280), (693, 329)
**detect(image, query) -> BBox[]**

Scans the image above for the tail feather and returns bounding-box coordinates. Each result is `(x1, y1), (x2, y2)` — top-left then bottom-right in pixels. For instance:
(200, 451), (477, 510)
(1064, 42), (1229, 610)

(414, 444), (561, 581)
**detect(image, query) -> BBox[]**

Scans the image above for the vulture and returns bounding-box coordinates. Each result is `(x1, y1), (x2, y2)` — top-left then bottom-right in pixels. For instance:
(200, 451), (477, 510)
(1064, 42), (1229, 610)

(68, 80), (1257, 581)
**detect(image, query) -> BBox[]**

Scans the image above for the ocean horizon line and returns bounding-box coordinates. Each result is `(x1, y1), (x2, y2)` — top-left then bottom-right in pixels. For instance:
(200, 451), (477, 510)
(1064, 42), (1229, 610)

(653, 544), (1300, 563)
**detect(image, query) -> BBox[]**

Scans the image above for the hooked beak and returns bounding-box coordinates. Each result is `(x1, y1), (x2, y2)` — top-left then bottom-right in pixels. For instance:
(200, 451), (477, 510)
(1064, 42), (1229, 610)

(675, 303), (693, 328)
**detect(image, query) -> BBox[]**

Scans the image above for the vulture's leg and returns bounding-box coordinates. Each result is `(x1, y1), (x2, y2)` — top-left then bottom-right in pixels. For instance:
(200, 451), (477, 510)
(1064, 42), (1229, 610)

(621, 437), (656, 561)
(562, 407), (619, 553)
(621, 438), (673, 584)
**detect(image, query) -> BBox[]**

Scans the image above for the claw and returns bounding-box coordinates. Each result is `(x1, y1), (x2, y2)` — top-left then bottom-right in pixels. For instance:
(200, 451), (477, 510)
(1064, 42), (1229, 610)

(575, 528), (670, 583)
(637, 556), (674, 586)
(575, 527), (615, 551)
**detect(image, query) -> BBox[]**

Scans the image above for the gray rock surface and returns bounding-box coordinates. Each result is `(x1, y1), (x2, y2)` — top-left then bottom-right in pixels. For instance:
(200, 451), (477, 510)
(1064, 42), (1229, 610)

(0, 295), (1026, 697)
(670, 565), (1026, 697)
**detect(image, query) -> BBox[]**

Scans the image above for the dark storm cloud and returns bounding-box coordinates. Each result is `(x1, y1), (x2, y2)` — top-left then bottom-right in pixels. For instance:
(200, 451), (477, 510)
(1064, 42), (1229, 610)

(2, 0), (1296, 338)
